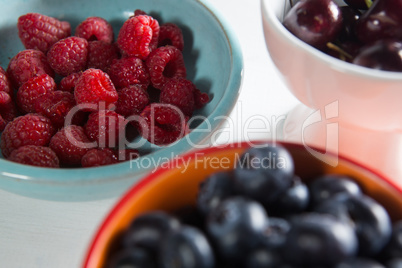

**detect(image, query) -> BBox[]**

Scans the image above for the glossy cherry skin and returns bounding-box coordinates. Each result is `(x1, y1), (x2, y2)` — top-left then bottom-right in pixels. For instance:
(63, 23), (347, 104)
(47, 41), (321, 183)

(355, 0), (402, 44)
(344, 0), (370, 10)
(353, 40), (402, 72)
(283, 0), (343, 49)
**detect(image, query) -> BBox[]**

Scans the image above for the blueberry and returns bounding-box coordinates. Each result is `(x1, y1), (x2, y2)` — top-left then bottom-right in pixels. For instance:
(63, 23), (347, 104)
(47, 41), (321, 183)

(206, 196), (268, 264)
(159, 225), (215, 268)
(233, 144), (294, 207)
(246, 247), (282, 268)
(335, 257), (385, 268)
(309, 174), (362, 206)
(272, 176), (309, 216)
(258, 217), (290, 249)
(387, 258), (402, 268)
(123, 211), (180, 252)
(107, 246), (157, 268)
(381, 220), (402, 259)
(197, 171), (234, 216)
(283, 213), (358, 266)
(315, 193), (392, 256)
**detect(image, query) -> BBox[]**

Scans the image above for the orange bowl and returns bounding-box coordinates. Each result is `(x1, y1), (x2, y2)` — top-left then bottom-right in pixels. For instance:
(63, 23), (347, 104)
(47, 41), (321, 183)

(83, 141), (402, 268)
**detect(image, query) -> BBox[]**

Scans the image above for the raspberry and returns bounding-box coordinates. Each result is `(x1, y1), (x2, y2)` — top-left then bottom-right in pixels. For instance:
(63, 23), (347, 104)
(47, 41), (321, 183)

(8, 145), (60, 168)
(7, 49), (55, 88)
(107, 56), (150, 89)
(160, 78), (195, 116)
(115, 85), (149, 117)
(85, 110), (126, 148)
(34, 91), (85, 129)
(17, 13), (71, 53)
(158, 23), (184, 51)
(87, 41), (119, 72)
(0, 114), (55, 158)
(146, 45), (187, 90)
(138, 103), (187, 146)
(49, 125), (93, 166)
(75, 17), (114, 44)
(81, 148), (118, 167)
(17, 74), (56, 113)
(194, 88), (210, 109)
(59, 72), (82, 93)
(133, 9), (147, 16)
(0, 66), (12, 95)
(117, 15), (160, 59)
(0, 96), (18, 131)
(47, 36), (89, 76)
(74, 68), (118, 110)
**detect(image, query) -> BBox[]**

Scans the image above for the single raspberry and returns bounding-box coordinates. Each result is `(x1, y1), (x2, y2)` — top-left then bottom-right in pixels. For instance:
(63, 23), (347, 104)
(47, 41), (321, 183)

(194, 88), (210, 109)
(114, 148), (140, 162)
(47, 36), (89, 76)
(8, 145), (60, 168)
(81, 148), (118, 167)
(7, 49), (55, 88)
(59, 72), (82, 93)
(0, 114), (55, 158)
(117, 15), (160, 59)
(107, 56), (150, 89)
(138, 103), (187, 146)
(74, 68), (118, 110)
(17, 74), (56, 113)
(158, 23), (184, 51)
(49, 125), (93, 166)
(34, 90), (85, 129)
(146, 45), (187, 89)
(0, 66), (12, 95)
(85, 110), (126, 148)
(115, 85), (149, 117)
(160, 78), (195, 116)
(0, 96), (18, 131)
(87, 41), (119, 72)
(17, 13), (71, 53)
(75, 17), (114, 44)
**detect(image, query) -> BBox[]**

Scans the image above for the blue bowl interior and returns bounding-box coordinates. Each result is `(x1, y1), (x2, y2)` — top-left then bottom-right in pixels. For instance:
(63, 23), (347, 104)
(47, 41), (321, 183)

(0, 0), (243, 200)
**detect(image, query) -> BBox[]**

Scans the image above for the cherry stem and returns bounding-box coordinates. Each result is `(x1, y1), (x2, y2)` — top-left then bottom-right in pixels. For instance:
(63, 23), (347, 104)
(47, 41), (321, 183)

(326, 42), (353, 61)
(365, 0), (373, 8)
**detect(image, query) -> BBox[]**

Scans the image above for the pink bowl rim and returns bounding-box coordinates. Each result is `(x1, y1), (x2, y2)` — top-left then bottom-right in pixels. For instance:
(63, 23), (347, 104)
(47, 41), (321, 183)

(83, 140), (402, 267)
(261, 0), (402, 81)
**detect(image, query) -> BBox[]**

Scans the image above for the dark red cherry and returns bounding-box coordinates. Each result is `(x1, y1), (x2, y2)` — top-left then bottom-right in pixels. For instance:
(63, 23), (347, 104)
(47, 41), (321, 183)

(355, 0), (402, 44)
(283, 0), (343, 49)
(353, 40), (402, 72)
(338, 6), (361, 43)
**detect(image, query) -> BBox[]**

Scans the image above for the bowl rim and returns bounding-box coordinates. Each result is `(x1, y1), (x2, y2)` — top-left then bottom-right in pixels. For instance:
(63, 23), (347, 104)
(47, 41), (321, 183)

(0, 0), (244, 189)
(83, 139), (402, 267)
(261, 0), (402, 81)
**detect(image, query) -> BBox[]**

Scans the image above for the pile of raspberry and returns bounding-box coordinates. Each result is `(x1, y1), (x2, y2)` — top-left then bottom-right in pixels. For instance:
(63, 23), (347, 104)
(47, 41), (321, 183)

(0, 10), (209, 168)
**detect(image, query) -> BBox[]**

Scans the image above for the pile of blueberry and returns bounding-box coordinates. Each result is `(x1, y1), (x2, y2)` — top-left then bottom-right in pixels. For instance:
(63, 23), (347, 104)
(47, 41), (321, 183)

(107, 144), (402, 268)
(283, 0), (402, 71)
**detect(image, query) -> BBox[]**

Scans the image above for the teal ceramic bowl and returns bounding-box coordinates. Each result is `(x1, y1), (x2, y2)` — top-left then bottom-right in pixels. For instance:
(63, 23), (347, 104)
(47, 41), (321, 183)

(0, 0), (243, 201)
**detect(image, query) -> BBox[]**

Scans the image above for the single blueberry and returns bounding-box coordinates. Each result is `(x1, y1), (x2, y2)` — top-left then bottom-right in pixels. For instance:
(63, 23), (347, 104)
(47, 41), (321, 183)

(272, 176), (309, 216)
(315, 193), (392, 256)
(309, 174), (362, 206)
(159, 225), (215, 268)
(258, 217), (290, 249)
(107, 246), (157, 268)
(283, 213), (358, 266)
(123, 211), (181, 252)
(196, 171), (235, 216)
(206, 196), (268, 264)
(233, 144), (294, 207)
(335, 257), (386, 268)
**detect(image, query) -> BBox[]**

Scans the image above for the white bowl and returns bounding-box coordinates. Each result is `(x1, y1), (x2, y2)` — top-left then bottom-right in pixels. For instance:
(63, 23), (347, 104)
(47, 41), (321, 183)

(261, 0), (402, 132)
